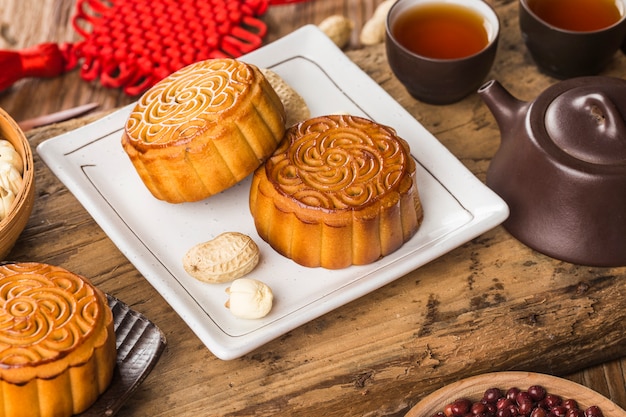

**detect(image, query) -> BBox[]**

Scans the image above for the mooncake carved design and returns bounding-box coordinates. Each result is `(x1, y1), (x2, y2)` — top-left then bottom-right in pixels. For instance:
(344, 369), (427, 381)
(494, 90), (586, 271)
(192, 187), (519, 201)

(250, 114), (423, 269)
(267, 114), (408, 210)
(0, 262), (101, 365)
(121, 58), (286, 203)
(126, 59), (252, 145)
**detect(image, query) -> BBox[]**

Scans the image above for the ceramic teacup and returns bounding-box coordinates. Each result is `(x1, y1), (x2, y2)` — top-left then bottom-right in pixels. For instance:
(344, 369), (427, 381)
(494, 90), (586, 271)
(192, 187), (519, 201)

(519, 0), (626, 78)
(385, 0), (500, 105)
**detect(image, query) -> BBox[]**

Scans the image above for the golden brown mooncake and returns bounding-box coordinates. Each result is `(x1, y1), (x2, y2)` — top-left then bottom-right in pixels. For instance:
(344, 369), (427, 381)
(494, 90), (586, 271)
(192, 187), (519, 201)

(122, 58), (286, 204)
(249, 114), (424, 269)
(0, 262), (116, 417)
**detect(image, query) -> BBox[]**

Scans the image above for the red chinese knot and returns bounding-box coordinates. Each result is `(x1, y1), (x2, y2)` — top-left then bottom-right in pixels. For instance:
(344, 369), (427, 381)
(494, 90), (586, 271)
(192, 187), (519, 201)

(67, 0), (270, 95)
(0, 0), (313, 95)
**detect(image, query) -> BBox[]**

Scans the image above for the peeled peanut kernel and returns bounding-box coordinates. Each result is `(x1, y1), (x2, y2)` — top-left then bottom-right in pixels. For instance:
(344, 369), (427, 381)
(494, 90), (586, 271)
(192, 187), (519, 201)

(183, 232), (260, 283)
(225, 278), (273, 319)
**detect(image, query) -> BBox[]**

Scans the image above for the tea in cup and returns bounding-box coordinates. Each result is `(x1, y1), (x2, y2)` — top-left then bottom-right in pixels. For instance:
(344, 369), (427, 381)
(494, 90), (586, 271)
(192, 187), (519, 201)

(519, 0), (626, 78)
(385, 0), (500, 105)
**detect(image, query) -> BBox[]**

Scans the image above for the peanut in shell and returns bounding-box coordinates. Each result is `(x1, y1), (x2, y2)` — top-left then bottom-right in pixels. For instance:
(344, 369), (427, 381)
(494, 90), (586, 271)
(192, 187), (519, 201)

(183, 232), (260, 283)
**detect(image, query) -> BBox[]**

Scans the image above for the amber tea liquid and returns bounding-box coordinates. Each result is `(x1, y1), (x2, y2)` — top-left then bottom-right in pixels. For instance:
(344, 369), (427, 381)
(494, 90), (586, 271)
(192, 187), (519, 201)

(527, 0), (622, 31)
(391, 3), (489, 60)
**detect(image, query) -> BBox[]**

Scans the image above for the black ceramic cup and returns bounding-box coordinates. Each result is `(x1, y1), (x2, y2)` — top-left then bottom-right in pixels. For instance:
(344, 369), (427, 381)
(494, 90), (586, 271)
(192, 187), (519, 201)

(385, 0), (500, 105)
(519, 0), (626, 79)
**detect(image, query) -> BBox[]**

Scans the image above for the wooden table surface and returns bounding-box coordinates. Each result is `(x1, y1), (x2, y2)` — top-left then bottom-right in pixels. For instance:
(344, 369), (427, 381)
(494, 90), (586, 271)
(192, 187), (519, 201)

(1, 1), (626, 416)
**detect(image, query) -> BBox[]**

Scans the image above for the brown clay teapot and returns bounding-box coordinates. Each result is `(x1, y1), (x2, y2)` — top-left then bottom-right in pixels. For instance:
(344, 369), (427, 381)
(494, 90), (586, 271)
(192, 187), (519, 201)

(478, 76), (626, 267)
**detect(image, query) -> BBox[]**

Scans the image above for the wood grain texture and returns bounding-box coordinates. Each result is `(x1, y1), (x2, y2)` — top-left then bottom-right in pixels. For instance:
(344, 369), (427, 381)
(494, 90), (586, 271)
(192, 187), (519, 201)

(1, 0), (626, 416)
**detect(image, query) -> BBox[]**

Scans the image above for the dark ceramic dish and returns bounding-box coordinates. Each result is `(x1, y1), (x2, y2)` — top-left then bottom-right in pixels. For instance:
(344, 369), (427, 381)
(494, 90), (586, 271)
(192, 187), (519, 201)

(82, 295), (167, 416)
(519, 0), (626, 78)
(385, 0), (500, 105)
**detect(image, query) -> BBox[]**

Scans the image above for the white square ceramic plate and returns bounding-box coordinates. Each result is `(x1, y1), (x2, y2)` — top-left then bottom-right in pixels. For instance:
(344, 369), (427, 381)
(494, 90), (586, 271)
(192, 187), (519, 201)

(37, 25), (508, 360)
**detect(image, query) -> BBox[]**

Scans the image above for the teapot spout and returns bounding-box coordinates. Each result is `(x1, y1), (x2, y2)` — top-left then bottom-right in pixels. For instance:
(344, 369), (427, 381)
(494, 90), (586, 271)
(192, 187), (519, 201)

(478, 80), (526, 139)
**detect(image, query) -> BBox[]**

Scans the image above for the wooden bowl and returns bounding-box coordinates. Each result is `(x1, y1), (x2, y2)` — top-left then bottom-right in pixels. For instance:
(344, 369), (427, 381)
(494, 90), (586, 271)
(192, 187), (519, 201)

(405, 371), (626, 417)
(0, 108), (35, 259)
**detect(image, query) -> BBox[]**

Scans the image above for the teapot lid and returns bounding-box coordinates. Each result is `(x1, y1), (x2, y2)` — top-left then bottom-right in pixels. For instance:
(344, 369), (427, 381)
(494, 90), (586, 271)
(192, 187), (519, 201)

(543, 77), (626, 166)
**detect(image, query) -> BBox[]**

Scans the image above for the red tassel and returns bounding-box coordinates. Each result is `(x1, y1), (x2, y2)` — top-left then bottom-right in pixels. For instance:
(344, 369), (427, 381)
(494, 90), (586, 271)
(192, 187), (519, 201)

(0, 43), (68, 91)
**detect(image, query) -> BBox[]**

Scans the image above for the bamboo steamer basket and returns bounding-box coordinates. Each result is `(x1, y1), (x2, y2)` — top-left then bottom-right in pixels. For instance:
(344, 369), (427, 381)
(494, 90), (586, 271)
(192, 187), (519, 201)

(0, 107), (34, 259)
(406, 371), (626, 417)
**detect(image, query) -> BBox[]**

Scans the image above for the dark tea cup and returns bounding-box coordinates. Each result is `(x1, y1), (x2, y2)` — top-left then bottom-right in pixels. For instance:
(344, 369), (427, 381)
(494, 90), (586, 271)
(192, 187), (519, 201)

(519, 0), (626, 78)
(385, 0), (500, 105)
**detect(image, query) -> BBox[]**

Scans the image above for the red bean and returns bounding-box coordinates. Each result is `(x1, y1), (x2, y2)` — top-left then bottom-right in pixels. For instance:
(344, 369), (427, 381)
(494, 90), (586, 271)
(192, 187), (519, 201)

(452, 399), (473, 416)
(544, 394), (563, 408)
(497, 407), (513, 417)
(472, 402), (488, 415)
(497, 398), (514, 410)
(444, 399), (473, 417)
(566, 408), (584, 417)
(551, 406), (568, 417)
(507, 388), (522, 401)
(484, 388), (504, 404)
(562, 399), (578, 410)
(518, 400), (534, 416)
(528, 386), (547, 402)
(530, 407), (548, 417)
(432, 385), (604, 417)
(585, 406), (603, 417)
(516, 391), (533, 406)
